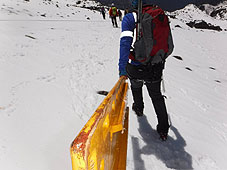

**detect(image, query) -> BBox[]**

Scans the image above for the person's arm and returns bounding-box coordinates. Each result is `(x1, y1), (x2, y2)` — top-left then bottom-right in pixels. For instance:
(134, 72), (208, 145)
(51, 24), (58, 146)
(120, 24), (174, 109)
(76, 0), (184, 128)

(118, 13), (136, 76)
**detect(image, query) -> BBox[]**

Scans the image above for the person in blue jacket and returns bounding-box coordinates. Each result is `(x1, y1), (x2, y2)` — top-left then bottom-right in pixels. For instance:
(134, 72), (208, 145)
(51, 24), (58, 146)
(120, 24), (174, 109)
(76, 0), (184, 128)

(118, 0), (174, 141)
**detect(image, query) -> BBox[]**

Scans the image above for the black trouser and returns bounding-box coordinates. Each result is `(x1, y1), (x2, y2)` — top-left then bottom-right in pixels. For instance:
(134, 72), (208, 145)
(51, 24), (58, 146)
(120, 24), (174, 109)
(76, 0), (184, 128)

(111, 16), (118, 27)
(102, 12), (105, 19)
(127, 62), (169, 133)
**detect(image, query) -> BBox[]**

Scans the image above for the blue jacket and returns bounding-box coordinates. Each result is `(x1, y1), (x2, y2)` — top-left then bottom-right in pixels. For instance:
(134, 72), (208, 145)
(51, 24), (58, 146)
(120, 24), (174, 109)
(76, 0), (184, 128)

(118, 11), (174, 76)
(119, 13), (140, 76)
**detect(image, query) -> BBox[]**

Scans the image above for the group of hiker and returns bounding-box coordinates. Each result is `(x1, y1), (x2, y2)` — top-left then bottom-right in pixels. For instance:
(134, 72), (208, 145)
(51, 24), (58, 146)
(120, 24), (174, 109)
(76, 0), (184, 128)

(100, 3), (126, 28)
(101, 0), (174, 141)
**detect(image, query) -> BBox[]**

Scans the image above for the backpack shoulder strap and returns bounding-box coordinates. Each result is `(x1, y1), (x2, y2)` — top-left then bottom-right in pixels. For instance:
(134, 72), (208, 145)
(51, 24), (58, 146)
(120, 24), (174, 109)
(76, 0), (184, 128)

(143, 5), (165, 19)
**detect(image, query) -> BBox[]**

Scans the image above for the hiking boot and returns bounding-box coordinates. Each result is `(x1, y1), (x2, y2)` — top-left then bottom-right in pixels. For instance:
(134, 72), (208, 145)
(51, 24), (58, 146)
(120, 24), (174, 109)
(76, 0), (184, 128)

(158, 132), (168, 141)
(132, 103), (143, 117)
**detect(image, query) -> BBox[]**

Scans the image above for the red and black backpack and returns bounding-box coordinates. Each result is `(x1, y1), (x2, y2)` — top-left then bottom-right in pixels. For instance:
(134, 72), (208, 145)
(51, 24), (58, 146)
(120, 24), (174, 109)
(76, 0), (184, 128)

(130, 5), (172, 64)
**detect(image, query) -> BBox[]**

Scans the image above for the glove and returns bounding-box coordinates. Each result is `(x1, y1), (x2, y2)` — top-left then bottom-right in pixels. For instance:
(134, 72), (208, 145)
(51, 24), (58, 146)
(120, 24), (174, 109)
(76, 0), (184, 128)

(119, 70), (127, 77)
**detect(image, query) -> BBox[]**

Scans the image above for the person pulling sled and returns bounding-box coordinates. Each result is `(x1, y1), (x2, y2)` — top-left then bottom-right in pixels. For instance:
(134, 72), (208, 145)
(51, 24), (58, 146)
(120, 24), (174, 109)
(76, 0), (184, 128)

(118, 0), (174, 141)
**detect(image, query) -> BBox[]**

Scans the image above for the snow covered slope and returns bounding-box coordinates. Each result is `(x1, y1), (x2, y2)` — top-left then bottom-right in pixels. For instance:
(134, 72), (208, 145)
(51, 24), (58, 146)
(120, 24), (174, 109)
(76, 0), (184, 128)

(1, 0), (227, 170)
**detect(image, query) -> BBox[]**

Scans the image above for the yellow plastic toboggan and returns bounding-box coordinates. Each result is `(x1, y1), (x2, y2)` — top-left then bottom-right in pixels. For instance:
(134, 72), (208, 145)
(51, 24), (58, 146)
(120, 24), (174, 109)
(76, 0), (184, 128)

(70, 76), (129, 170)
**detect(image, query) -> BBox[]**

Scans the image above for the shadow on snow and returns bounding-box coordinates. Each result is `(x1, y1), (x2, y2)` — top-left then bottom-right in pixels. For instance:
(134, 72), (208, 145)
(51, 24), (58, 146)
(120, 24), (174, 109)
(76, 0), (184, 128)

(131, 115), (193, 170)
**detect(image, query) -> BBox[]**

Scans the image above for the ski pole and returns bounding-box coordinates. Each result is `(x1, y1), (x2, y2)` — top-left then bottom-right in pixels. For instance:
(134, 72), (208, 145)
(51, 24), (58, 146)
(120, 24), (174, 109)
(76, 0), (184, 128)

(137, 0), (142, 40)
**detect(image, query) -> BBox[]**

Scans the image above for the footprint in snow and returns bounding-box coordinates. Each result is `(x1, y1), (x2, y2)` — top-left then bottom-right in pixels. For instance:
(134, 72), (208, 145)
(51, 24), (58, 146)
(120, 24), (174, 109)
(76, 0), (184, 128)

(37, 75), (56, 82)
(0, 101), (17, 116)
(211, 121), (227, 142)
(195, 155), (220, 170)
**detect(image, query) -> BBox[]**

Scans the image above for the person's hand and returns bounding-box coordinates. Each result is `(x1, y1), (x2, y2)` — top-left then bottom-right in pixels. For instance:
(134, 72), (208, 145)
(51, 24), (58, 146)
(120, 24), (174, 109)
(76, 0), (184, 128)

(119, 70), (127, 79)
(120, 75), (128, 80)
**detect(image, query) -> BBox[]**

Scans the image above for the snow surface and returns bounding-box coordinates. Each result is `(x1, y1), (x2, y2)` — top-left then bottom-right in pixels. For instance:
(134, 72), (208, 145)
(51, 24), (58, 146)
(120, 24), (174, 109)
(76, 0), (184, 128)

(1, 0), (227, 170)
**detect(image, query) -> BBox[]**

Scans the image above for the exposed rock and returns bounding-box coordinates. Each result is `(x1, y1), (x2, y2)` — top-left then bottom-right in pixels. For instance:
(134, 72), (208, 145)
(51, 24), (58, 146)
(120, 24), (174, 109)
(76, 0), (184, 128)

(173, 55), (183, 60)
(185, 67), (193, 71)
(209, 67), (216, 70)
(198, 2), (227, 20)
(40, 13), (46, 17)
(25, 35), (36, 39)
(175, 25), (182, 28)
(168, 14), (177, 19)
(186, 20), (222, 31)
(76, 1), (82, 5)
(210, 8), (227, 18)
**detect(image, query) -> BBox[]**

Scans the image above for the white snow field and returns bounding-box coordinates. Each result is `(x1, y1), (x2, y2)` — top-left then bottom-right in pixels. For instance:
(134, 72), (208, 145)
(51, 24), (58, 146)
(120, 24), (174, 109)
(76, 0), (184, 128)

(0, 0), (227, 170)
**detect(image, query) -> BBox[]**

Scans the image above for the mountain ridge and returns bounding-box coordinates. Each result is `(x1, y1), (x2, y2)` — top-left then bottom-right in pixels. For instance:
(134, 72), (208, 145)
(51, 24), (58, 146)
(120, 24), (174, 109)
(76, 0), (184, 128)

(95, 0), (226, 11)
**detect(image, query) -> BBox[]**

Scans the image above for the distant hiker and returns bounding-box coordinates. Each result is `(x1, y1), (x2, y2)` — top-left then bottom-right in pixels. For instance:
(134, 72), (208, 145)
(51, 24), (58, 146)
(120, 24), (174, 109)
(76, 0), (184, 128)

(118, 0), (174, 141)
(109, 3), (118, 27)
(100, 6), (106, 19)
(118, 9), (122, 21)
